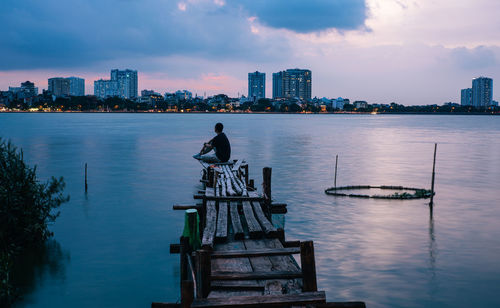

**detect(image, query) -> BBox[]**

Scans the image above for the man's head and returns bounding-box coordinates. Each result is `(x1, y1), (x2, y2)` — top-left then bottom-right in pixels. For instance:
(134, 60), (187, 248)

(214, 122), (223, 134)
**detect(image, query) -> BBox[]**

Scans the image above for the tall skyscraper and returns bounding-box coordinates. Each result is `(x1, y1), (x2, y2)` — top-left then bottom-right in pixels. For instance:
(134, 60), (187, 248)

(472, 76), (493, 107)
(68, 77), (85, 96)
(272, 71), (284, 99)
(460, 88), (472, 106)
(94, 69), (138, 99)
(272, 68), (312, 101)
(111, 69), (138, 99)
(248, 71), (265, 100)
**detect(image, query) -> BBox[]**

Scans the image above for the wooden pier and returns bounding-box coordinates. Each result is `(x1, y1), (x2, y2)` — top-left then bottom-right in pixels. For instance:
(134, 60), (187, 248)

(153, 161), (366, 307)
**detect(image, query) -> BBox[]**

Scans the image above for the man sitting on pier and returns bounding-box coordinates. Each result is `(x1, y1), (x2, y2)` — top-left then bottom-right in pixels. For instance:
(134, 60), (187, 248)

(193, 122), (231, 163)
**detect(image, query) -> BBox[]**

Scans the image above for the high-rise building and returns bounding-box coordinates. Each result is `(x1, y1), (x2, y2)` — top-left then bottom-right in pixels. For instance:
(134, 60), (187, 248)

(48, 77), (70, 97)
(111, 69), (138, 99)
(94, 69), (138, 99)
(94, 79), (119, 98)
(461, 88), (472, 106)
(68, 77), (85, 96)
(272, 71), (284, 99)
(272, 68), (312, 101)
(248, 71), (265, 100)
(49, 77), (85, 97)
(472, 77), (493, 107)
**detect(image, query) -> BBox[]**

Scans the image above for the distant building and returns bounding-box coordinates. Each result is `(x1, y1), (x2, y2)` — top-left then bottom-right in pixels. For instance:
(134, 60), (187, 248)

(48, 77), (70, 97)
(68, 77), (85, 96)
(472, 77), (493, 107)
(492, 100), (499, 107)
(94, 69), (138, 99)
(8, 81), (38, 99)
(461, 88), (472, 106)
(94, 79), (119, 98)
(111, 69), (138, 99)
(353, 101), (368, 109)
(175, 90), (192, 100)
(272, 69), (311, 101)
(140, 89), (163, 106)
(248, 71), (265, 100)
(48, 77), (85, 97)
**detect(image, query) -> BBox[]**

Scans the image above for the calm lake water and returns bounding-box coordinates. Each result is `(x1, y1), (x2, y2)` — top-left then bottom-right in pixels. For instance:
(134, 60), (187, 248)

(1, 113), (499, 308)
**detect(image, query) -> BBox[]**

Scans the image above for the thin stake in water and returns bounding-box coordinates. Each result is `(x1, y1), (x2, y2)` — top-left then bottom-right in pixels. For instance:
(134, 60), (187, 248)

(429, 144), (437, 207)
(334, 154), (338, 188)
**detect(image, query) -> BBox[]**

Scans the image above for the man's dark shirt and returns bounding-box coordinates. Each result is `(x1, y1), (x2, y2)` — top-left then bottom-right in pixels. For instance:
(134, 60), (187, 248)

(210, 132), (231, 162)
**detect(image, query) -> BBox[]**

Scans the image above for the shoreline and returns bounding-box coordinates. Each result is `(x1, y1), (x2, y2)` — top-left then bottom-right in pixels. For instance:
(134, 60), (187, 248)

(0, 110), (498, 115)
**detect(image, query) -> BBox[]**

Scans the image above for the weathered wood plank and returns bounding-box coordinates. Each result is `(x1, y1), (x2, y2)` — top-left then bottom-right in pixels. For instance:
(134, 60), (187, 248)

(242, 201), (263, 239)
(198, 196), (264, 202)
(210, 241), (258, 297)
(201, 201), (217, 249)
(191, 291), (326, 307)
(215, 202), (228, 243)
(211, 281), (264, 291)
(250, 201), (278, 237)
(211, 247), (300, 258)
(229, 202), (244, 240)
(211, 271), (302, 281)
(316, 302), (367, 308)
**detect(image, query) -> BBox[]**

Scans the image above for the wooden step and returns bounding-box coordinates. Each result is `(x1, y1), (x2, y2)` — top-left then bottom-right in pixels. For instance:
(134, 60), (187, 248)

(211, 247), (300, 258)
(211, 270), (302, 281)
(191, 291), (326, 307)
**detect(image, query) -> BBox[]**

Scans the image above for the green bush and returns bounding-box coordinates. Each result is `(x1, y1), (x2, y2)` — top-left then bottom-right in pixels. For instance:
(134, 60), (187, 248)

(0, 139), (69, 306)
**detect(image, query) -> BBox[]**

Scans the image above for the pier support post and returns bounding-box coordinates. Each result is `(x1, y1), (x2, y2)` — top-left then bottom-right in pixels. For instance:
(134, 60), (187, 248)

(196, 250), (211, 298)
(263, 167), (272, 219)
(181, 280), (194, 308)
(180, 236), (189, 290)
(300, 241), (317, 292)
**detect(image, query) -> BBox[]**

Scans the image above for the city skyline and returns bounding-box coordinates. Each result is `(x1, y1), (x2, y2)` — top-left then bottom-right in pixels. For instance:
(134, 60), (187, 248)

(1, 0), (500, 105)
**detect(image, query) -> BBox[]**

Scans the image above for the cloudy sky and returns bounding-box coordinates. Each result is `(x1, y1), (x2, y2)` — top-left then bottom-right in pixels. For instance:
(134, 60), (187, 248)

(1, 0), (499, 104)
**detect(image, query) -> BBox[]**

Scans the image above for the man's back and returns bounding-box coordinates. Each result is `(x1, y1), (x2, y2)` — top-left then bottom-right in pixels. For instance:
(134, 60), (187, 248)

(211, 132), (231, 162)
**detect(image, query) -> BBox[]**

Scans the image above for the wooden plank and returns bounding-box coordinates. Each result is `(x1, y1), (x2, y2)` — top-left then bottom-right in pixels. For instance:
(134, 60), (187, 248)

(201, 196), (265, 202)
(250, 201), (278, 237)
(201, 201), (217, 249)
(211, 271), (302, 281)
(210, 242), (258, 297)
(215, 202), (228, 243)
(211, 247), (300, 258)
(229, 202), (244, 240)
(223, 165), (241, 195)
(191, 291), (326, 307)
(231, 159), (243, 172)
(220, 174), (227, 197)
(211, 281), (264, 291)
(242, 201), (263, 239)
(316, 302), (367, 308)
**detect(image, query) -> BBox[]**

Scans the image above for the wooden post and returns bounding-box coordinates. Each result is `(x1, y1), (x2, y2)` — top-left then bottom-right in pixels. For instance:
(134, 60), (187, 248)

(243, 164), (249, 186)
(186, 209), (199, 251)
(429, 143), (437, 207)
(180, 236), (189, 289)
(196, 250), (211, 298)
(300, 241), (317, 292)
(334, 155), (338, 188)
(263, 167), (272, 219)
(85, 163), (88, 192)
(181, 280), (194, 308)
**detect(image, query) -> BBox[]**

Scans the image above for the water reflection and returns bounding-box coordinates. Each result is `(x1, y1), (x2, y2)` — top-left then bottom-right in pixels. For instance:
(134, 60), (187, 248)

(12, 239), (70, 305)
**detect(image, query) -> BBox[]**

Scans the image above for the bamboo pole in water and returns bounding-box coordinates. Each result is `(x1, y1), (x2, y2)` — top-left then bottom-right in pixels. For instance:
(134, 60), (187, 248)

(334, 155), (338, 189)
(85, 163), (88, 192)
(429, 143), (437, 207)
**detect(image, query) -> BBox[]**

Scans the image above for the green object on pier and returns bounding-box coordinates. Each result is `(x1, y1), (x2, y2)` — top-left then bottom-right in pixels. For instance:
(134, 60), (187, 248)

(182, 209), (201, 251)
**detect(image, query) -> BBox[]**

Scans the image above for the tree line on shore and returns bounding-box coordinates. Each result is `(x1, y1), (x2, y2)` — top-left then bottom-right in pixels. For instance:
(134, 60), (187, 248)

(2, 95), (499, 114)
